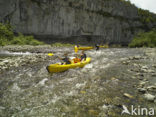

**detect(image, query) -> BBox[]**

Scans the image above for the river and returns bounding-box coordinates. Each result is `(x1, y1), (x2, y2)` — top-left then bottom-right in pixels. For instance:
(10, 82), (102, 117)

(0, 46), (156, 117)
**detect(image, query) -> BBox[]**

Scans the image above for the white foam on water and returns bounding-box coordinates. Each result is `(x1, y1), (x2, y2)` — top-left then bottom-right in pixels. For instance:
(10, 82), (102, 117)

(75, 82), (86, 89)
(0, 51), (32, 56)
(51, 94), (61, 104)
(64, 90), (77, 96)
(84, 63), (93, 69)
(66, 78), (75, 82)
(48, 84), (54, 89)
(12, 52), (31, 55)
(0, 106), (5, 110)
(11, 83), (21, 92)
(35, 78), (48, 87)
(27, 72), (32, 77)
(38, 78), (48, 86)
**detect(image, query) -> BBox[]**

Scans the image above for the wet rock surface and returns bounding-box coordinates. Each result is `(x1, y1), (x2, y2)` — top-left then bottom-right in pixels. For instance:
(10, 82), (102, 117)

(0, 46), (156, 117)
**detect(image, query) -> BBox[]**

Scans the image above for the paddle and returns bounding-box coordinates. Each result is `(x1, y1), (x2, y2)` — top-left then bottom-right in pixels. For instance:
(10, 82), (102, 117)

(48, 53), (54, 56)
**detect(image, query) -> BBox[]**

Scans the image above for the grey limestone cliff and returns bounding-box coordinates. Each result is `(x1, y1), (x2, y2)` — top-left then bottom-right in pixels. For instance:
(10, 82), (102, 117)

(0, 0), (156, 45)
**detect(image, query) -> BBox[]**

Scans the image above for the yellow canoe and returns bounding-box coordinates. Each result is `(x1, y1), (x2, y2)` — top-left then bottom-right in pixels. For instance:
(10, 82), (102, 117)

(99, 45), (109, 48)
(78, 47), (94, 50)
(46, 57), (91, 73)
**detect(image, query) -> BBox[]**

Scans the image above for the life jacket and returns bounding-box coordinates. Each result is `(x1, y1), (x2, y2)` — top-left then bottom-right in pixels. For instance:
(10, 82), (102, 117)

(73, 58), (81, 63)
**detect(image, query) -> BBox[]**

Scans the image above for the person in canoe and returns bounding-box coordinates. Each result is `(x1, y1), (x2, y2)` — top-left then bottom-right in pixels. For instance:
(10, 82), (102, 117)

(73, 54), (81, 63)
(74, 45), (79, 53)
(80, 51), (87, 61)
(58, 53), (71, 65)
(95, 44), (100, 51)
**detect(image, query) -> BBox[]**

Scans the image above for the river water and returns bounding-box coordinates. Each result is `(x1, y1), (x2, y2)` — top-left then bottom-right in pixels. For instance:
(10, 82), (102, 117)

(0, 47), (156, 117)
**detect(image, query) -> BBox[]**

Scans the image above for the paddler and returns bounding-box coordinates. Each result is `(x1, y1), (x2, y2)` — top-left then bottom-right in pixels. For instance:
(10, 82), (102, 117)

(58, 53), (71, 65)
(80, 51), (87, 61)
(95, 44), (100, 51)
(74, 45), (79, 53)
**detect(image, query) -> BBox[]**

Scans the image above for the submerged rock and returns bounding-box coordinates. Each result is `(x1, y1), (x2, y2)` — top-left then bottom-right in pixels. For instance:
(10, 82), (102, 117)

(144, 94), (155, 102)
(88, 109), (99, 116)
(123, 93), (134, 99)
(137, 88), (146, 93)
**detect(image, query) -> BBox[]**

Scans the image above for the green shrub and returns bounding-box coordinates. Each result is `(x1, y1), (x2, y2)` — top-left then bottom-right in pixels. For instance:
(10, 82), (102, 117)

(0, 23), (14, 41)
(0, 23), (14, 46)
(0, 23), (44, 46)
(138, 8), (156, 24)
(129, 29), (156, 47)
(11, 33), (44, 45)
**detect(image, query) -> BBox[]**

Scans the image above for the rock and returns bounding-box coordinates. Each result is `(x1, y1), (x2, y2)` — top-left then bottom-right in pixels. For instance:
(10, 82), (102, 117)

(3, 60), (9, 64)
(134, 56), (142, 60)
(144, 93), (155, 102)
(139, 81), (147, 87)
(135, 73), (144, 77)
(88, 109), (99, 116)
(147, 86), (156, 90)
(152, 64), (156, 68)
(101, 104), (109, 110)
(1, 0), (155, 45)
(0, 62), (4, 66)
(147, 70), (155, 73)
(141, 66), (148, 69)
(122, 61), (131, 65)
(151, 73), (156, 77)
(123, 93), (134, 99)
(133, 63), (139, 67)
(131, 76), (136, 79)
(143, 79), (148, 81)
(129, 56), (142, 60)
(140, 68), (148, 73)
(129, 57), (133, 60)
(137, 88), (146, 93)
(0, 106), (5, 110)
(138, 77), (143, 80)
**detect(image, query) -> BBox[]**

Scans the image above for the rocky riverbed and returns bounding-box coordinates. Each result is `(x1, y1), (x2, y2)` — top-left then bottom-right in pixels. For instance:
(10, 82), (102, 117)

(0, 46), (156, 117)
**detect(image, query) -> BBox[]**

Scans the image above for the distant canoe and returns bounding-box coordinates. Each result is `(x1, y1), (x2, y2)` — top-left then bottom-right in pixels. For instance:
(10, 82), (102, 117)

(99, 45), (109, 48)
(78, 46), (94, 50)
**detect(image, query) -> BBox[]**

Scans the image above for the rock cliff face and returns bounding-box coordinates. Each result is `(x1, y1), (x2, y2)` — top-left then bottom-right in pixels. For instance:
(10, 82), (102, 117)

(0, 0), (156, 45)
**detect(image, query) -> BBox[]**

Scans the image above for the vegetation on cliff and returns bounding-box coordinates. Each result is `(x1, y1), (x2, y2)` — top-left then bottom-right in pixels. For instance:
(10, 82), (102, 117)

(138, 8), (156, 24)
(129, 29), (156, 47)
(0, 23), (44, 46)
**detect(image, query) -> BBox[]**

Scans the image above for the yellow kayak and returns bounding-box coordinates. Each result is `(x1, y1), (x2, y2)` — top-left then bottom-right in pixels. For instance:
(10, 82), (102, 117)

(78, 47), (94, 50)
(46, 57), (91, 73)
(99, 45), (109, 48)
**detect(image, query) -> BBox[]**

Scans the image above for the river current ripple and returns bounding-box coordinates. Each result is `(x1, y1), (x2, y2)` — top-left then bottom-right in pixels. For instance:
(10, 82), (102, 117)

(0, 48), (155, 116)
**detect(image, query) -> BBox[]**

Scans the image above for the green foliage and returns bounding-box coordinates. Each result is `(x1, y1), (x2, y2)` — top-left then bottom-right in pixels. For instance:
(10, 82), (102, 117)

(0, 23), (14, 40)
(11, 33), (44, 45)
(51, 43), (74, 47)
(120, 0), (132, 6)
(0, 23), (44, 46)
(138, 8), (156, 24)
(129, 29), (156, 47)
(0, 23), (14, 46)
